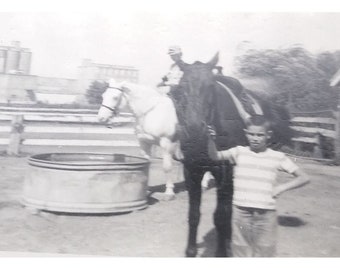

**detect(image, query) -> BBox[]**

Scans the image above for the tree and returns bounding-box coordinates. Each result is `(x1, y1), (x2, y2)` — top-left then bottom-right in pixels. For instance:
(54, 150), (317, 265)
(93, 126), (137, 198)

(85, 80), (109, 105)
(235, 47), (340, 111)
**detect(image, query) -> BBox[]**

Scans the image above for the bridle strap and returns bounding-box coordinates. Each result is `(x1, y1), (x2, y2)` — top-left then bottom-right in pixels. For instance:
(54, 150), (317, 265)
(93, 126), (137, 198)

(101, 104), (116, 112)
(100, 86), (125, 114)
(108, 86), (124, 92)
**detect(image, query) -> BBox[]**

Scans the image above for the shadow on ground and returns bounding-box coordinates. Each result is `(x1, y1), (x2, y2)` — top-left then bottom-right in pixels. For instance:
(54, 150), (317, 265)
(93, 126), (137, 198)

(199, 229), (218, 257)
(198, 229), (232, 257)
(278, 215), (306, 227)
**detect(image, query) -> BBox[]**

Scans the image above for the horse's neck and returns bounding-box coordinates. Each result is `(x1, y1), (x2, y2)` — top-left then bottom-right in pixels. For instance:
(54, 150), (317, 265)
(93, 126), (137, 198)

(128, 94), (164, 118)
(122, 83), (163, 118)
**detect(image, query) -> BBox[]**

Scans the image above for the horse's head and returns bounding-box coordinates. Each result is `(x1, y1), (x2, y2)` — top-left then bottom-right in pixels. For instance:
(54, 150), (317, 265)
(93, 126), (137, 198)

(177, 52), (219, 135)
(175, 53), (221, 161)
(97, 79), (127, 123)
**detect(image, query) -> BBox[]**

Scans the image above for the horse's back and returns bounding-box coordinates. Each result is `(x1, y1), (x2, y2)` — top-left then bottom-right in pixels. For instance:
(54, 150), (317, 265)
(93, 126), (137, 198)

(214, 75), (244, 96)
(142, 95), (178, 139)
(214, 76), (293, 148)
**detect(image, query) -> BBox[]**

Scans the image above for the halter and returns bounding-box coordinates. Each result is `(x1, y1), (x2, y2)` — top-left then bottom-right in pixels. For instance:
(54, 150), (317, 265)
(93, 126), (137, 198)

(101, 86), (125, 116)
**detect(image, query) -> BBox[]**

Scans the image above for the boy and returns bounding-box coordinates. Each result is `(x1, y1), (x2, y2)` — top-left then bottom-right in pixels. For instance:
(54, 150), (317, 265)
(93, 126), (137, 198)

(207, 115), (310, 257)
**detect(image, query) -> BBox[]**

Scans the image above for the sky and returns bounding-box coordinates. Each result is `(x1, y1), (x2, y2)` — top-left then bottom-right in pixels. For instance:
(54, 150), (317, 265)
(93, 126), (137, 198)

(1, 1), (340, 86)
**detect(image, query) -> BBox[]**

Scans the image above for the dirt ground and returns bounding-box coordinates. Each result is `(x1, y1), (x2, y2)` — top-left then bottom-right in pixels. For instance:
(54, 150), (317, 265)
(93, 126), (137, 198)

(0, 154), (339, 257)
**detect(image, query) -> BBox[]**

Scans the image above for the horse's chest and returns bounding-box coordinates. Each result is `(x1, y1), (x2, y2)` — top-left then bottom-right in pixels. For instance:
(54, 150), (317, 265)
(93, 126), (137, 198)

(139, 109), (176, 137)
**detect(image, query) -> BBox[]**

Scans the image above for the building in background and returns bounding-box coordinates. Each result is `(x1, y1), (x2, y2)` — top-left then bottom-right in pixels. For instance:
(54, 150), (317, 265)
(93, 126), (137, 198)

(76, 59), (139, 94)
(0, 41), (32, 75)
(0, 41), (139, 105)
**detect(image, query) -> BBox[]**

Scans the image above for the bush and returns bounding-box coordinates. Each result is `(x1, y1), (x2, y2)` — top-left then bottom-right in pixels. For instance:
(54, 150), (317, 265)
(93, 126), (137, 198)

(86, 81), (109, 105)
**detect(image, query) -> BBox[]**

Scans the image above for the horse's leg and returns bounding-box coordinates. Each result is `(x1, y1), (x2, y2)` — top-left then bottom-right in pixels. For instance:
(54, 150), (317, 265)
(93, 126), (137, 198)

(159, 137), (176, 197)
(184, 166), (204, 257)
(211, 163), (233, 257)
(137, 135), (154, 159)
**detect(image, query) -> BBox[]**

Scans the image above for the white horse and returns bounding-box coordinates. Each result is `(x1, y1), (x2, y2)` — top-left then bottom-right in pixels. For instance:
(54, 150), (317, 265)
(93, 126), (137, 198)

(97, 79), (213, 198)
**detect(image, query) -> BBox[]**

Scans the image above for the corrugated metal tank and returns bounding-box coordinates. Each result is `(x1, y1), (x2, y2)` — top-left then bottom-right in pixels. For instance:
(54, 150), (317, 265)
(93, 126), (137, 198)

(22, 153), (151, 213)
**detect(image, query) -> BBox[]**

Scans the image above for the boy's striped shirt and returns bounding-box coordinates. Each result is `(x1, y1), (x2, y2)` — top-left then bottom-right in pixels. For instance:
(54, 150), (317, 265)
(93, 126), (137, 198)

(220, 146), (299, 210)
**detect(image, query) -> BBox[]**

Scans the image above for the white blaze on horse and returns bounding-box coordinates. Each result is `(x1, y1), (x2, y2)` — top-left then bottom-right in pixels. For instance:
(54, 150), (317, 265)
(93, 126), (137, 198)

(98, 79), (182, 198)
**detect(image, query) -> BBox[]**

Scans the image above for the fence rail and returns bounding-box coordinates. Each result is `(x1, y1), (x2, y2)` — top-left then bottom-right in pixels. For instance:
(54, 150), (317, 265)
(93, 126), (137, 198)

(0, 109), (138, 155)
(0, 114), (133, 125)
(0, 107), (338, 159)
(290, 111), (337, 158)
(0, 106), (100, 114)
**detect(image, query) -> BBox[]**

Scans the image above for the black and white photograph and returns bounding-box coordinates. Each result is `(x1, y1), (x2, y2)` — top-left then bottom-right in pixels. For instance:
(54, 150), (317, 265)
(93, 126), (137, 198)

(0, 0), (339, 265)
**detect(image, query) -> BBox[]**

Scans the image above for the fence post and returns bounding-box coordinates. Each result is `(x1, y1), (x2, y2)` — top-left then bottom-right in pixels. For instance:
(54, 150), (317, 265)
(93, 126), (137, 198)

(6, 115), (24, 156)
(293, 140), (301, 152)
(313, 133), (322, 158)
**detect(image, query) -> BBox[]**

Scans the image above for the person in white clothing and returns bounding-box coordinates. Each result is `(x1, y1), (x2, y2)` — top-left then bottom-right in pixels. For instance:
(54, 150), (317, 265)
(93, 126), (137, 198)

(207, 115), (310, 257)
(157, 46), (184, 96)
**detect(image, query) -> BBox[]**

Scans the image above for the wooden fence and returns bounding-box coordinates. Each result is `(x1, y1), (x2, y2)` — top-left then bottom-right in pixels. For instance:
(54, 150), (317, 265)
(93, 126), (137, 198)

(290, 110), (337, 158)
(0, 107), (139, 156)
(0, 107), (338, 159)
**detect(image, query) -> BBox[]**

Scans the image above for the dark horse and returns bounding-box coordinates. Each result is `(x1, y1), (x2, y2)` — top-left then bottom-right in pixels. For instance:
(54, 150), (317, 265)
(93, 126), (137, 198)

(174, 53), (291, 257)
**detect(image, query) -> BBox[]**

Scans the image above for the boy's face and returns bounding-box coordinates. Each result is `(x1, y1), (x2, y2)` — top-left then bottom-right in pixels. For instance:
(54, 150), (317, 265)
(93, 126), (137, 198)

(245, 125), (271, 152)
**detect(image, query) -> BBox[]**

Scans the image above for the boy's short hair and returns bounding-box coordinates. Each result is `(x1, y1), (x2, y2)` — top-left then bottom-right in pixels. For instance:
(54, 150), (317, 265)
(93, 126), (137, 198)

(245, 115), (271, 131)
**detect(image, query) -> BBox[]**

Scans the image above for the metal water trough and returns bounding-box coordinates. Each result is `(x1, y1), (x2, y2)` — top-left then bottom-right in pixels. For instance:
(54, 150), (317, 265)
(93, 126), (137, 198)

(22, 153), (150, 213)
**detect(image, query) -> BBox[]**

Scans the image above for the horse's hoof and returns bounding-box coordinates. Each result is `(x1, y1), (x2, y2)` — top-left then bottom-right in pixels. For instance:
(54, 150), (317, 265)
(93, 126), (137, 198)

(164, 188), (176, 200)
(163, 193), (176, 201)
(185, 247), (197, 257)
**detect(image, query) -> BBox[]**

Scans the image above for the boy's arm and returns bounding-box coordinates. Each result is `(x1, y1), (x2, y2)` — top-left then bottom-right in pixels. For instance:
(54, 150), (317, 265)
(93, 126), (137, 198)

(273, 168), (310, 198)
(208, 137), (221, 160)
(207, 137), (232, 161)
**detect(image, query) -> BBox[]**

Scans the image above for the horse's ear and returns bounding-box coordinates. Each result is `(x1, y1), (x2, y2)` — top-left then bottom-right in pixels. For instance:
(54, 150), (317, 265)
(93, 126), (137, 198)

(206, 52), (219, 69)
